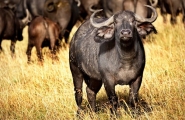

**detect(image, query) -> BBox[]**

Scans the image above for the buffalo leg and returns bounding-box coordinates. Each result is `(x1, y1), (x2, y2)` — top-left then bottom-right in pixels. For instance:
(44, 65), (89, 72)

(170, 15), (177, 25)
(10, 40), (16, 57)
(26, 43), (34, 63)
(160, 5), (167, 23)
(103, 79), (118, 114)
(162, 13), (167, 23)
(86, 79), (102, 112)
(129, 75), (142, 108)
(50, 39), (58, 63)
(50, 47), (55, 63)
(170, 6), (177, 25)
(70, 62), (84, 114)
(35, 45), (43, 62)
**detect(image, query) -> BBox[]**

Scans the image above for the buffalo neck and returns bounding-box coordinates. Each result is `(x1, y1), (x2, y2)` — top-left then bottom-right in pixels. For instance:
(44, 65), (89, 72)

(116, 32), (139, 61)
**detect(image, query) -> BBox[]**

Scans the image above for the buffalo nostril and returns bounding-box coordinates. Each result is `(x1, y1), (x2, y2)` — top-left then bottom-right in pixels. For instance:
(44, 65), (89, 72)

(121, 29), (131, 35)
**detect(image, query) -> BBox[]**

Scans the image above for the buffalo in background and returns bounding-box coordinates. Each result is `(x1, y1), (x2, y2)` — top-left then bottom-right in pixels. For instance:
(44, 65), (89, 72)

(157, 0), (185, 25)
(0, 7), (27, 57)
(26, 16), (61, 64)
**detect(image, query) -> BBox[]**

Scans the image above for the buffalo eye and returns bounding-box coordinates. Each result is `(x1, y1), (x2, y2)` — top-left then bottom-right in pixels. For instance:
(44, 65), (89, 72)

(129, 17), (135, 23)
(115, 18), (121, 24)
(129, 18), (135, 26)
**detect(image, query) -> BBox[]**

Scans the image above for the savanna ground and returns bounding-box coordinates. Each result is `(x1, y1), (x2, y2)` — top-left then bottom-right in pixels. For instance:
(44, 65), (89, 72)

(0, 10), (185, 120)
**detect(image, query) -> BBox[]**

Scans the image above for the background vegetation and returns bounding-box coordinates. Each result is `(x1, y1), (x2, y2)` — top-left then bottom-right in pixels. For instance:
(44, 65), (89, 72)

(0, 11), (185, 120)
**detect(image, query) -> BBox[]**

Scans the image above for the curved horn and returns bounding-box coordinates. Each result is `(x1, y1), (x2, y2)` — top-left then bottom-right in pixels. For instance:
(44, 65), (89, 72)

(90, 9), (114, 28)
(135, 5), (158, 23)
(75, 0), (81, 7)
(89, 5), (96, 12)
(45, 1), (56, 12)
(21, 9), (30, 24)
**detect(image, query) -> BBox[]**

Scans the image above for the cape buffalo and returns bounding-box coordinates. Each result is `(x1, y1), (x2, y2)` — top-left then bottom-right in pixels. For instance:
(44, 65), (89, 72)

(0, 7), (25, 57)
(69, 5), (157, 115)
(157, 0), (185, 25)
(26, 16), (60, 63)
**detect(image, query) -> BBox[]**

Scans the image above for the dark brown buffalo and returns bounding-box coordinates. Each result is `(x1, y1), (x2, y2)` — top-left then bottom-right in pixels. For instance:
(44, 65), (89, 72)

(26, 16), (60, 63)
(157, 0), (185, 25)
(0, 7), (25, 57)
(69, 5), (157, 115)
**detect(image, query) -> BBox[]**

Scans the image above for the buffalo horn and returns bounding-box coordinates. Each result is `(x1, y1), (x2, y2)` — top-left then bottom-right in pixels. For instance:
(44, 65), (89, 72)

(90, 9), (114, 28)
(21, 9), (30, 24)
(134, 5), (158, 23)
(75, 0), (81, 7)
(45, 1), (55, 12)
(89, 5), (96, 12)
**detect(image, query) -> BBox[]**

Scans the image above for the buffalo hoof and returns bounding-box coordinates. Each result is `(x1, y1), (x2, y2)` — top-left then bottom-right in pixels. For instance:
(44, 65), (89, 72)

(27, 60), (34, 64)
(76, 108), (85, 120)
(37, 60), (44, 66)
(11, 53), (16, 59)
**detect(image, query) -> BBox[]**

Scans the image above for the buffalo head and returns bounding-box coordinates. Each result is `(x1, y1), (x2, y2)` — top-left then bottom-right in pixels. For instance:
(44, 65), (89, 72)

(90, 5), (157, 43)
(44, 0), (71, 12)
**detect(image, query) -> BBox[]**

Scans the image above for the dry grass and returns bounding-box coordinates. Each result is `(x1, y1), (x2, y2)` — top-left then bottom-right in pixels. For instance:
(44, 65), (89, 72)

(0, 12), (185, 120)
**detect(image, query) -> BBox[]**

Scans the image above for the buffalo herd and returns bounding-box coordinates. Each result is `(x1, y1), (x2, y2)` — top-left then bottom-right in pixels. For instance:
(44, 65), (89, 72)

(0, 0), (184, 117)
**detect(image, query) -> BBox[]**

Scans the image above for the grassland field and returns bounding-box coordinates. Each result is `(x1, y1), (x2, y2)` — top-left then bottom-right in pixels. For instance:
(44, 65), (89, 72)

(0, 10), (185, 120)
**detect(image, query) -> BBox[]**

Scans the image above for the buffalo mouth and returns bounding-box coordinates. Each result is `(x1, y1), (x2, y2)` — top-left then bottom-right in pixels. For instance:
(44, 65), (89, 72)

(120, 35), (132, 41)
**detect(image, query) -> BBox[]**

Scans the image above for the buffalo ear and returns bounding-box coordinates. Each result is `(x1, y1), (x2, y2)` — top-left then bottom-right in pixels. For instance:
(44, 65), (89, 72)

(94, 24), (115, 43)
(136, 22), (157, 38)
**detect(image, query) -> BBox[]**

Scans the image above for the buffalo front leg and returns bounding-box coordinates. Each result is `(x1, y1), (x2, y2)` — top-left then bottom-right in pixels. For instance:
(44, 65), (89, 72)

(70, 62), (84, 114)
(160, 5), (167, 23)
(103, 79), (118, 115)
(86, 79), (102, 112)
(26, 43), (33, 63)
(35, 45), (43, 62)
(129, 75), (143, 108)
(170, 15), (177, 25)
(10, 40), (16, 57)
(50, 40), (58, 63)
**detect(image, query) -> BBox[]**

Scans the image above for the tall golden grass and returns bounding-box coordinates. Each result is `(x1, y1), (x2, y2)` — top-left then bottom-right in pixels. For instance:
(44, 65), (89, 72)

(0, 12), (185, 120)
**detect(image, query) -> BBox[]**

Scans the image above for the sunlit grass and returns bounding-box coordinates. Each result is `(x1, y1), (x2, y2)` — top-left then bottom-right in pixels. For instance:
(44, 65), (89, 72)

(0, 12), (185, 119)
